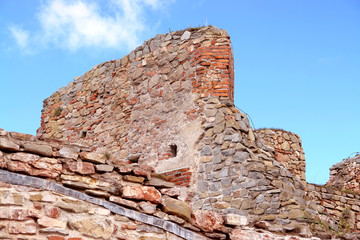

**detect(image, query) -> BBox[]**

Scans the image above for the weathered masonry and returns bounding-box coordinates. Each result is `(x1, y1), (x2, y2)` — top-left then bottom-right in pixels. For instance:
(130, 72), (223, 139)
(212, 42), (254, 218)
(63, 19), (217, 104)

(1, 26), (360, 240)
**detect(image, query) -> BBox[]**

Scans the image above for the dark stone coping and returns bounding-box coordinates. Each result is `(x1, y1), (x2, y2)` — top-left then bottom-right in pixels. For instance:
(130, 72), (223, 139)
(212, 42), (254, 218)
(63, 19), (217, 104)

(0, 169), (205, 240)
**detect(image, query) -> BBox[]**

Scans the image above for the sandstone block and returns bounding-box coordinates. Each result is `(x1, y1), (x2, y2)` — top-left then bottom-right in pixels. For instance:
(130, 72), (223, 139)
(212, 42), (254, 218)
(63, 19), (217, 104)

(146, 177), (175, 188)
(122, 185), (161, 204)
(162, 197), (192, 222)
(123, 175), (145, 183)
(95, 164), (114, 172)
(80, 152), (107, 164)
(23, 142), (53, 157)
(69, 217), (113, 239)
(8, 220), (37, 234)
(0, 137), (20, 151)
(225, 214), (248, 226)
(38, 216), (67, 229)
(59, 146), (79, 159)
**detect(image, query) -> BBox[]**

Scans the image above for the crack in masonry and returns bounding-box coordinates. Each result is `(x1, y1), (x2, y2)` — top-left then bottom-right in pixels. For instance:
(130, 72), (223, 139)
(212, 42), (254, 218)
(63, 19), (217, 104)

(0, 169), (206, 240)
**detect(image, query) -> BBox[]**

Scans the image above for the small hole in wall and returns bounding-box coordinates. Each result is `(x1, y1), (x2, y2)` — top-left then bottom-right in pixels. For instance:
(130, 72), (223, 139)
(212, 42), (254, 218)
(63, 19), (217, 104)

(170, 144), (177, 157)
(81, 131), (87, 138)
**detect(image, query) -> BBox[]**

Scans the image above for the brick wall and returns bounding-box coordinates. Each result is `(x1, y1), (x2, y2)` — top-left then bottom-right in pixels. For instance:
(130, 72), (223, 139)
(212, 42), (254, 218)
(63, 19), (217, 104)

(162, 168), (192, 187)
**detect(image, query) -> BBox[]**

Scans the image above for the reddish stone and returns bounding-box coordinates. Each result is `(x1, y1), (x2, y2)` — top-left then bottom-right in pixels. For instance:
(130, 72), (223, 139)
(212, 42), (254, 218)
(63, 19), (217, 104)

(133, 169), (148, 177)
(275, 151), (290, 162)
(192, 210), (224, 232)
(48, 236), (65, 240)
(68, 238), (82, 240)
(122, 224), (137, 230)
(121, 185), (161, 204)
(64, 161), (95, 175)
(45, 206), (61, 218)
(33, 202), (43, 210)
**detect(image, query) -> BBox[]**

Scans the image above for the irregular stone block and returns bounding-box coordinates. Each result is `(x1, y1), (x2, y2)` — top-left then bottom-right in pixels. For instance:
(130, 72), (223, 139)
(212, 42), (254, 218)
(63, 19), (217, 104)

(59, 147), (79, 159)
(0, 138), (20, 151)
(109, 196), (139, 210)
(95, 164), (114, 172)
(146, 177), (175, 188)
(23, 143), (53, 157)
(162, 197), (192, 222)
(122, 185), (161, 204)
(225, 214), (248, 226)
(80, 152), (106, 164)
(123, 175), (145, 183)
(69, 217), (113, 239)
(8, 220), (37, 234)
(193, 210), (223, 232)
(38, 216), (67, 229)
(64, 161), (95, 175)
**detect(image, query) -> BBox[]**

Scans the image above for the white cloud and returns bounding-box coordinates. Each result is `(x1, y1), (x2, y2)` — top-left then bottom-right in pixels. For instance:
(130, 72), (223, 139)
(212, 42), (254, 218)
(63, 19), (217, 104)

(9, 26), (29, 48)
(10, 0), (172, 51)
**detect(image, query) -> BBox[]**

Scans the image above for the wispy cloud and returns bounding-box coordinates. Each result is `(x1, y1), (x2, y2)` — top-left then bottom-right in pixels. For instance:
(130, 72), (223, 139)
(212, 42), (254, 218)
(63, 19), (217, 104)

(9, 0), (172, 52)
(9, 26), (29, 48)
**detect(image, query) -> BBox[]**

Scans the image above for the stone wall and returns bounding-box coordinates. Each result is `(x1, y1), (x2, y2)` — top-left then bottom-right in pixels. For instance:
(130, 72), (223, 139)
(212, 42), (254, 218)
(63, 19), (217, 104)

(4, 26), (360, 239)
(192, 99), (316, 236)
(306, 183), (360, 239)
(255, 128), (306, 183)
(36, 26), (234, 179)
(0, 128), (205, 239)
(327, 154), (360, 192)
(0, 128), (324, 239)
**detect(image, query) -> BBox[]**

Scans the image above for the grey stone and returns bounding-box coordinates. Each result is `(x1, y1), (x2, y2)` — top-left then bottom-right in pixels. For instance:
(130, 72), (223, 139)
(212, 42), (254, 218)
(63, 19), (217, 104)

(139, 202), (157, 214)
(23, 143), (53, 157)
(220, 167), (229, 177)
(255, 194), (265, 203)
(239, 180), (256, 189)
(200, 146), (212, 156)
(181, 31), (191, 40)
(59, 147), (79, 159)
(146, 177), (175, 188)
(197, 181), (208, 192)
(221, 178), (232, 188)
(239, 121), (249, 133)
(209, 182), (221, 191)
(221, 148), (235, 156)
(234, 151), (249, 163)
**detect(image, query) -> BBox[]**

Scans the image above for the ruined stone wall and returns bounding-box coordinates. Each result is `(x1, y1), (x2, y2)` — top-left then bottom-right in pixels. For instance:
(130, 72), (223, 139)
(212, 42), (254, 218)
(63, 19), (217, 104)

(0, 128), (206, 239)
(255, 129), (306, 183)
(5, 26), (360, 239)
(327, 155), (360, 193)
(0, 128), (324, 240)
(191, 100), (316, 236)
(36, 27), (234, 179)
(306, 183), (360, 238)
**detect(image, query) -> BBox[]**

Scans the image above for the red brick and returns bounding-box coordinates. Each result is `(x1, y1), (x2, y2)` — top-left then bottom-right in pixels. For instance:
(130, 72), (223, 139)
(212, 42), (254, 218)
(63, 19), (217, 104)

(48, 236), (65, 240)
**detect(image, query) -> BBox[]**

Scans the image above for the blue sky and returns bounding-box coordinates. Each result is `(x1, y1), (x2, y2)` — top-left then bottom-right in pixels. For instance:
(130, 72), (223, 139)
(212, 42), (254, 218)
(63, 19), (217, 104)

(0, 0), (359, 185)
